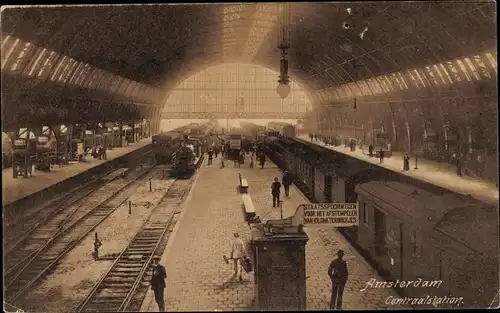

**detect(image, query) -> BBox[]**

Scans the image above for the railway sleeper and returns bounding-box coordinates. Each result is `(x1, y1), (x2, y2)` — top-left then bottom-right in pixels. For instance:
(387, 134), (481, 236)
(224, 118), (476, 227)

(105, 276), (137, 283)
(116, 263), (144, 268)
(101, 282), (134, 289)
(108, 270), (140, 276)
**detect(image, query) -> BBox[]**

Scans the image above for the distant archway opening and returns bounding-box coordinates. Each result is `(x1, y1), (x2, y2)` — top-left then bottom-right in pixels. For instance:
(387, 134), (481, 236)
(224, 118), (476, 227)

(161, 63), (313, 131)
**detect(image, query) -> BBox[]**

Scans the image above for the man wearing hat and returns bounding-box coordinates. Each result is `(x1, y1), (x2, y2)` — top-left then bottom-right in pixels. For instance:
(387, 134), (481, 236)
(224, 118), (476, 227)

(150, 255), (167, 312)
(230, 232), (247, 282)
(328, 250), (349, 310)
(282, 170), (293, 197)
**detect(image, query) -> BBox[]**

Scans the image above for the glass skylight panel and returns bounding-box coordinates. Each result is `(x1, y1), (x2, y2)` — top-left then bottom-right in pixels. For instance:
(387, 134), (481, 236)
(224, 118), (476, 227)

(414, 69), (427, 87)
(50, 56), (68, 81)
(27, 48), (48, 76)
(455, 60), (472, 82)
(444, 62), (461, 82)
(432, 65), (447, 84)
(1, 35), (12, 50)
(11, 42), (33, 72)
(389, 73), (403, 90)
(463, 57), (481, 80)
(37, 51), (58, 78)
(425, 66), (440, 85)
(1, 37), (20, 70)
(406, 70), (420, 88)
(484, 52), (497, 70)
(396, 73), (409, 89)
(67, 62), (84, 84)
(376, 77), (390, 92)
(382, 76), (395, 91)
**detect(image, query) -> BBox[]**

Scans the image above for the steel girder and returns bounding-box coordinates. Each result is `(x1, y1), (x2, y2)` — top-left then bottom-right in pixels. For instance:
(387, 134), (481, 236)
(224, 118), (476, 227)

(160, 111), (308, 119)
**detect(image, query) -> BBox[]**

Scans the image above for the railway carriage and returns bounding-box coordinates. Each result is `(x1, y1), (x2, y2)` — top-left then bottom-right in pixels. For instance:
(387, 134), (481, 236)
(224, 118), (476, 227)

(267, 121), (296, 138)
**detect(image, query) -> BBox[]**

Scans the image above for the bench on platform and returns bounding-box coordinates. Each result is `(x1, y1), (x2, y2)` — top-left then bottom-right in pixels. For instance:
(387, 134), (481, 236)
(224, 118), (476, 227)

(238, 173), (249, 193)
(241, 193), (256, 221)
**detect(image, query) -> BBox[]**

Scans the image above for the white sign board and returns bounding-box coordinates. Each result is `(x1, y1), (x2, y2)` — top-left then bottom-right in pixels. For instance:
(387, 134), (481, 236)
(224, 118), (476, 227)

(303, 203), (358, 227)
(77, 143), (84, 156)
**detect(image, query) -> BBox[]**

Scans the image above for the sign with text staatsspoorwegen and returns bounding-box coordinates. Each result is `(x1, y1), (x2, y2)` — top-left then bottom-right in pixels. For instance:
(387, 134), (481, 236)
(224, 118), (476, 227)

(303, 203), (358, 227)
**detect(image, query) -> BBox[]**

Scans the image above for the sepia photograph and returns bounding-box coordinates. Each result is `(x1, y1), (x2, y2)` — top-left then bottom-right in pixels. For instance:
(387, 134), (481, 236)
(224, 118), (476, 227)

(1, 2), (499, 312)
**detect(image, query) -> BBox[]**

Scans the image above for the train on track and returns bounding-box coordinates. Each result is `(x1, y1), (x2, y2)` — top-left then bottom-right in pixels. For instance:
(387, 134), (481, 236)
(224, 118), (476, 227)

(262, 135), (498, 309)
(152, 120), (218, 164)
(267, 121), (296, 138)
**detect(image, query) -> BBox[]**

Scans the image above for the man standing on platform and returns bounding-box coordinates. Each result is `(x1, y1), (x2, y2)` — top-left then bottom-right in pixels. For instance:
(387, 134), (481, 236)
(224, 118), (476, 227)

(150, 256), (167, 312)
(282, 170), (293, 197)
(271, 177), (281, 207)
(207, 148), (213, 166)
(259, 153), (266, 169)
(328, 250), (348, 310)
(230, 232), (247, 282)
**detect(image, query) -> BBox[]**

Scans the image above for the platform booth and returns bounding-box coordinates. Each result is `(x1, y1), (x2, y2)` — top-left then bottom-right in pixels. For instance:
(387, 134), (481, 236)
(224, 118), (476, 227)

(35, 136), (54, 172)
(84, 130), (96, 155)
(12, 138), (36, 178)
(374, 130), (392, 158)
(249, 216), (309, 311)
(122, 126), (133, 146)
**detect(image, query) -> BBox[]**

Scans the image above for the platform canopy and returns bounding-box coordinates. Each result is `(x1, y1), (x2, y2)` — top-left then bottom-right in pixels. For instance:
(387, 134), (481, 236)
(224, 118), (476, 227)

(1, 3), (497, 133)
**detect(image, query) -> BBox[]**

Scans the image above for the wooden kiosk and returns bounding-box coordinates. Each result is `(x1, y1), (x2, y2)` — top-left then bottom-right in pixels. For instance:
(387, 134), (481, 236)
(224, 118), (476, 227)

(249, 206), (309, 311)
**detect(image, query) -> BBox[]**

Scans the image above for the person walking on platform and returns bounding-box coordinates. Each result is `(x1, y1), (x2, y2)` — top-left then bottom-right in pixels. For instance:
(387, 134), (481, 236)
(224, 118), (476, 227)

(150, 256), (167, 312)
(282, 170), (293, 197)
(379, 149), (384, 164)
(309, 133), (314, 141)
(328, 250), (349, 310)
(368, 144), (374, 158)
(271, 177), (281, 207)
(214, 146), (219, 158)
(259, 153), (266, 169)
(207, 149), (213, 166)
(230, 232), (247, 282)
(102, 144), (107, 160)
(403, 152), (410, 171)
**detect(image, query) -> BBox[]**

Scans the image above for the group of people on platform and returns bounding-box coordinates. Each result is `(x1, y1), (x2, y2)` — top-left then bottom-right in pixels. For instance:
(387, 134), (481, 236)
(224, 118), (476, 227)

(309, 132), (493, 181)
(92, 144), (107, 160)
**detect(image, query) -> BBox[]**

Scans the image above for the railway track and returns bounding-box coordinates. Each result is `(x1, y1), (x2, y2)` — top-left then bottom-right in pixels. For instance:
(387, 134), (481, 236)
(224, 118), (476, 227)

(3, 149), (154, 249)
(75, 167), (198, 312)
(4, 163), (168, 304)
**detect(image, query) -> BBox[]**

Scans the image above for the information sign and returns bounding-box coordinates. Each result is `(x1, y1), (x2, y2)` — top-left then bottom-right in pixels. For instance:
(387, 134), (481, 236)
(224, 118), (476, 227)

(302, 203), (358, 227)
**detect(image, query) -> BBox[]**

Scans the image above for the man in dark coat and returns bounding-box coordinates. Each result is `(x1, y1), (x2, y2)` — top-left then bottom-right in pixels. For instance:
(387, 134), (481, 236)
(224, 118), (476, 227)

(150, 256), (167, 312)
(328, 250), (349, 310)
(259, 153), (266, 169)
(271, 177), (281, 207)
(282, 170), (293, 197)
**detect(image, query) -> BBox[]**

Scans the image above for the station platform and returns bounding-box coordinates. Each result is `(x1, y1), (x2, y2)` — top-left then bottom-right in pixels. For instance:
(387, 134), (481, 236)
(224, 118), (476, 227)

(297, 135), (499, 205)
(2, 139), (150, 206)
(141, 156), (404, 311)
